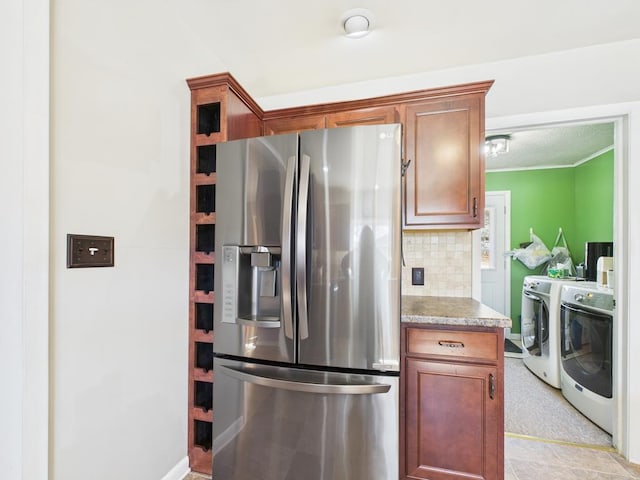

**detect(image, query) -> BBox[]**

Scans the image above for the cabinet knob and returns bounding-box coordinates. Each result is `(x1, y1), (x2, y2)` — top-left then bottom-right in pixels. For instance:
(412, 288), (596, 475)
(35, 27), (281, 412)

(473, 197), (478, 217)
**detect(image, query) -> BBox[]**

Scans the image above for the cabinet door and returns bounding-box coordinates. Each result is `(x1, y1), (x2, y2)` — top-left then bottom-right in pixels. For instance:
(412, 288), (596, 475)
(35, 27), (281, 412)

(404, 94), (484, 229)
(263, 115), (326, 135)
(326, 105), (398, 128)
(403, 358), (501, 480)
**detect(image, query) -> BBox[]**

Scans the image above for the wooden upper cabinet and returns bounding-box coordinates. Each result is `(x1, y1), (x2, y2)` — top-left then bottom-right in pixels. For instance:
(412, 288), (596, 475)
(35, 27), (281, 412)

(404, 93), (486, 229)
(263, 115), (326, 135)
(326, 105), (398, 128)
(260, 84), (491, 231)
(264, 105), (398, 135)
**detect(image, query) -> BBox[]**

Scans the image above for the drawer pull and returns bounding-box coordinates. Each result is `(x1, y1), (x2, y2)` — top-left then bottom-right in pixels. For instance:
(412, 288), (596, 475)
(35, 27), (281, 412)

(438, 340), (465, 348)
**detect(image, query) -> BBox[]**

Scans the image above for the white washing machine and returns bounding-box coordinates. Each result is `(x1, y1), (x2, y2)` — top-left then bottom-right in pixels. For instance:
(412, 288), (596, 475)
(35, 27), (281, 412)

(560, 284), (615, 434)
(521, 275), (597, 388)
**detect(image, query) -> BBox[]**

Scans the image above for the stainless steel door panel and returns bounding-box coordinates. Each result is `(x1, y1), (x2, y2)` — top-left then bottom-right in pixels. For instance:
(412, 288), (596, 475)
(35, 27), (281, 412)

(215, 134), (297, 247)
(214, 135), (297, 363)
(298, 125), (402, 371)
(212, 358), (399, 480)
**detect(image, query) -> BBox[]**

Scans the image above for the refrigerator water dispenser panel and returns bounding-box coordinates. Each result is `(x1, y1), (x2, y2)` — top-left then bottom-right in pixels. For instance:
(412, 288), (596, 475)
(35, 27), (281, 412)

(221, 245), (282, 326)
(221, 246), (240, 324)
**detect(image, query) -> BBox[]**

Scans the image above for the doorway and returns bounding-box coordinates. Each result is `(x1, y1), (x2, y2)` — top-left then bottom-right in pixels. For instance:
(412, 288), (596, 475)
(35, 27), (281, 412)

(480, 191), (511, 325)
(482, 118), (623, 445)
(480, 191), (518, 354)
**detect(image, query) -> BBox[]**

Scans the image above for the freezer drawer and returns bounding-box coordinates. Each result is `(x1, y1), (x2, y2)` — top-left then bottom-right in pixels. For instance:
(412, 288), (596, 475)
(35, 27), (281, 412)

(212, 358), (399, 480)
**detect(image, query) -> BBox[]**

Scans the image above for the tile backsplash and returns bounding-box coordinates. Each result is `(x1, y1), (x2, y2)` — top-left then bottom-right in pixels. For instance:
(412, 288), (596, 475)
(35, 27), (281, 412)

(402, 231), (473, 297)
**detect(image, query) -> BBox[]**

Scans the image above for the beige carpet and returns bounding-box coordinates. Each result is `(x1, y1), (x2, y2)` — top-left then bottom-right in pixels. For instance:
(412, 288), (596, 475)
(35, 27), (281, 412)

(504, 357), (611, 447)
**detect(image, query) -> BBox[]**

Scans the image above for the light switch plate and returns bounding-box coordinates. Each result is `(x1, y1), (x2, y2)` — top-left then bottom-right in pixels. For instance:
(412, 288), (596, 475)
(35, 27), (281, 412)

(67, 234), (115, 268)
(411, 267), (425, 286)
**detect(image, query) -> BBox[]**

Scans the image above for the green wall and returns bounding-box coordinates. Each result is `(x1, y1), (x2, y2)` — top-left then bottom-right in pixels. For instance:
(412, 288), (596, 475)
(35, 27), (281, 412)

(574, 149), (614, 260)
(485, 150), (613, 332)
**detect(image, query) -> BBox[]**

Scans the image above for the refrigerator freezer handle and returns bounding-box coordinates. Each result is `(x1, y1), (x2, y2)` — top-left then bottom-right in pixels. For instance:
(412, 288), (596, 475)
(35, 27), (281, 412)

(220, 365), (391, 395)
(296, 153), (311, 340)
(281, 155), (296, 339)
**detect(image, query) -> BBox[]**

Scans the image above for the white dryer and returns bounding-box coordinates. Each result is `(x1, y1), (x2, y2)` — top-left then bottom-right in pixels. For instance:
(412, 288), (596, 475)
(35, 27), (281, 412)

(521, 275), (597, 388)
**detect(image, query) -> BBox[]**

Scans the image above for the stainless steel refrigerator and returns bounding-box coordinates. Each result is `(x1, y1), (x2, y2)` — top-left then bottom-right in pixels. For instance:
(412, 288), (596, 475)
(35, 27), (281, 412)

(212, 124), (401, 480)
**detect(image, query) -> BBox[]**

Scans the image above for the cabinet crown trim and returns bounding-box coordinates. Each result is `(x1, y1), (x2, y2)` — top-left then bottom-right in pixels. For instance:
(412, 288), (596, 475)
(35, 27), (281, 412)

(262, 80), (494, 120)
(186, 72), (493, 123)
(187, 71), (264, 117)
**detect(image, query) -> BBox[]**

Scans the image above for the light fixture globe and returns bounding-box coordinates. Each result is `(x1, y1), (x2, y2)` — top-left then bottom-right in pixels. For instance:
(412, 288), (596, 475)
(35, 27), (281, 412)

(340, 8), (374, 38)
(344, 14), (370, 38)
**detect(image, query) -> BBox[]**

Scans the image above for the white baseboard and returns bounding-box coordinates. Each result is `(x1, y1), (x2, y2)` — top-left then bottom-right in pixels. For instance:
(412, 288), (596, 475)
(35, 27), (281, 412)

(161, 456), (190, 480)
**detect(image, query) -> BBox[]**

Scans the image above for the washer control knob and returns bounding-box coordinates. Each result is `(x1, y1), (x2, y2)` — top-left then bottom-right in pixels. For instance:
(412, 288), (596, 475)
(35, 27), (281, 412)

(574, 293), (585, 302)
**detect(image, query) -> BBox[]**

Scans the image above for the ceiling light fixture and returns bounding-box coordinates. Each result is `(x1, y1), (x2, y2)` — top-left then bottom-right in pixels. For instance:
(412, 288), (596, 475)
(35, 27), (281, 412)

(341, 9), (374, 38)
(485, 134), (511, 157)
(344, 14), (370, 38)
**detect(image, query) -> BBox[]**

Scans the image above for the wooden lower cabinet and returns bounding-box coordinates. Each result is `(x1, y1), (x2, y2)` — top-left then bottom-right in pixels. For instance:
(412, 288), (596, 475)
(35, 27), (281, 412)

(401, 325), (504, 480)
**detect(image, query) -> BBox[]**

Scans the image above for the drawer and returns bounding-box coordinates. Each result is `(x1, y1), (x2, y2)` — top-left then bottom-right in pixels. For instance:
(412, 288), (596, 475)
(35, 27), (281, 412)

(406, 327), (498, 362)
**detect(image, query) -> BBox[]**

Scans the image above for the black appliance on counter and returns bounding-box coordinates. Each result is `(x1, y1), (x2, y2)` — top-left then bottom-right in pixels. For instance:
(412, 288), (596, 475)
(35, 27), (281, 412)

(584, 242), (613, 281)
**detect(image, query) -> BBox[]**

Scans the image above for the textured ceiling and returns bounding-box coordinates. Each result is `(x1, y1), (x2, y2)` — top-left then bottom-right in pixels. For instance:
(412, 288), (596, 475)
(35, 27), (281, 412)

(485, 122), (615, 171)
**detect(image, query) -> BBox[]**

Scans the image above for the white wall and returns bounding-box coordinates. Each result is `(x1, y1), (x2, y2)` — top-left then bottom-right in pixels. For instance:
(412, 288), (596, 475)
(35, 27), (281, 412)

(0, 0), (49, 478)
(258, 40), (640, 463)
(50, 0), (226, 478)
(0, 0), (26, 476)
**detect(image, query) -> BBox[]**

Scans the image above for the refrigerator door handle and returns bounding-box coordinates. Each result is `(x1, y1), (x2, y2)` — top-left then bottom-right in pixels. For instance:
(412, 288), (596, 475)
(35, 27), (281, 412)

(281, 155), (296, 339)
(296, 153), (311, 340)
(220, 365), (391, 395)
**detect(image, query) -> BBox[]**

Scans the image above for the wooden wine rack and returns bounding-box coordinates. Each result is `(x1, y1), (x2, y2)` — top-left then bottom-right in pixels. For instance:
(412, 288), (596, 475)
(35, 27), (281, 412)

(186, 73), (262, 475)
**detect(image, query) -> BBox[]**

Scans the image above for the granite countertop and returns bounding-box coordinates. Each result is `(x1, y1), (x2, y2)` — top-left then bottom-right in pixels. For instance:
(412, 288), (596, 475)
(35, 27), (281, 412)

(401, 295), (512, 328)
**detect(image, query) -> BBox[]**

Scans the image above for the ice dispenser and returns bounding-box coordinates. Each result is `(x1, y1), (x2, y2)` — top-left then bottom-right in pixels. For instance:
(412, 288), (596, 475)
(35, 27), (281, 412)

(221, 245), (282, 326)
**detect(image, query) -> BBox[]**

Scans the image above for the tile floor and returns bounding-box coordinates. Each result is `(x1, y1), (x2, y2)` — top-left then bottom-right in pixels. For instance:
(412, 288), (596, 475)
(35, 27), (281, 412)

(505, 435), (640, 480)
(184, 436), (640, 480)
(185, 473), (209, 480)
